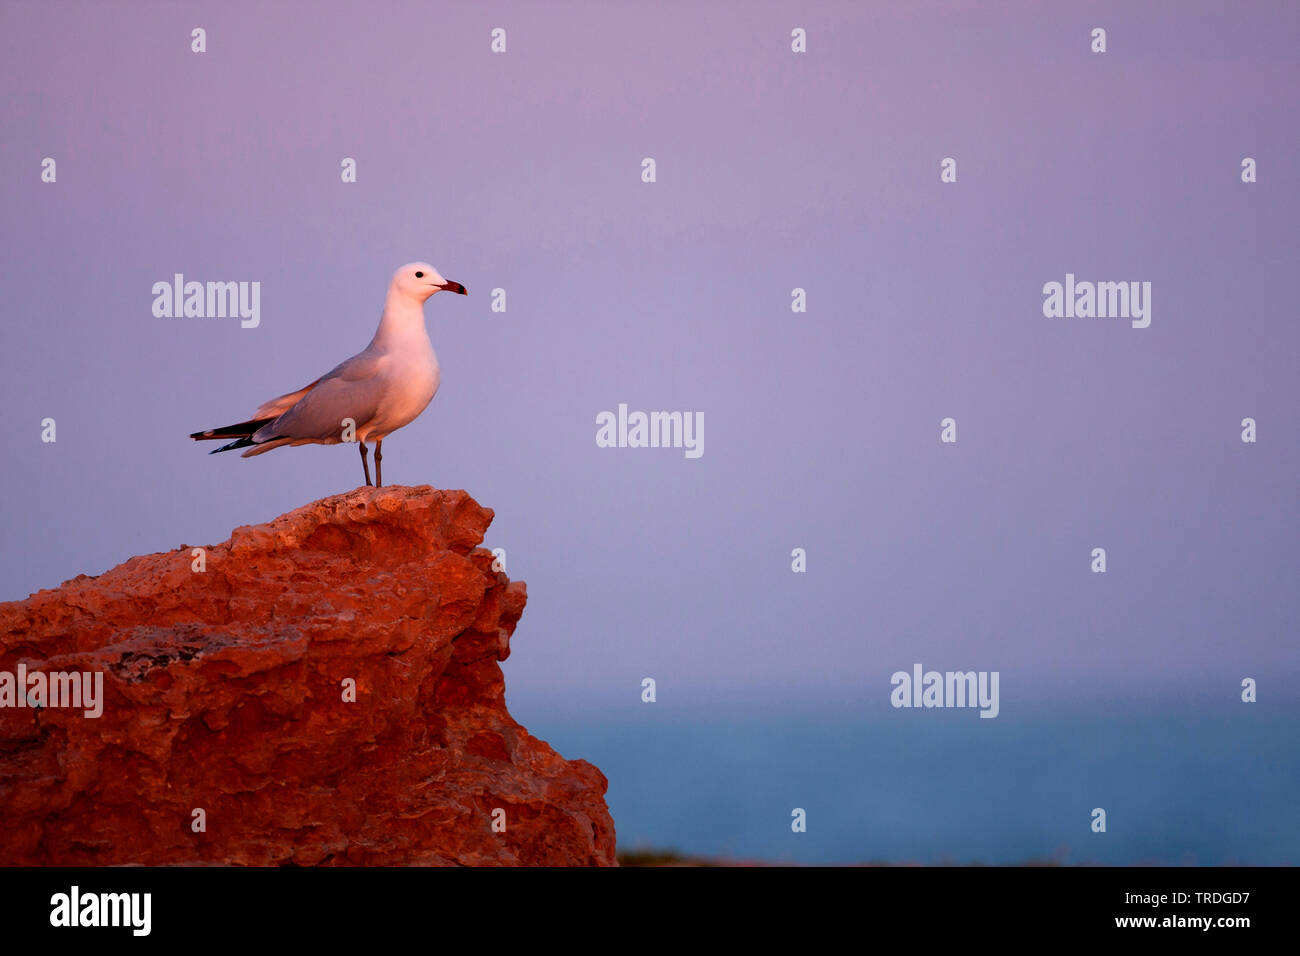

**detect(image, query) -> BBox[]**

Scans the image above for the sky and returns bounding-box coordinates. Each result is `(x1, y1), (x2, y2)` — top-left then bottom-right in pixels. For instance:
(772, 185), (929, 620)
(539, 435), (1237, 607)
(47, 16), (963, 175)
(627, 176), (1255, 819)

(1, 0), (1296, 721)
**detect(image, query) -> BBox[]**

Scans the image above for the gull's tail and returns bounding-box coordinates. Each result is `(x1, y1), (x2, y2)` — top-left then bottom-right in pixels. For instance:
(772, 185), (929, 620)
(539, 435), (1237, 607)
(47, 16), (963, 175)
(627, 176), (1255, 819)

(190, 417), (275, 455)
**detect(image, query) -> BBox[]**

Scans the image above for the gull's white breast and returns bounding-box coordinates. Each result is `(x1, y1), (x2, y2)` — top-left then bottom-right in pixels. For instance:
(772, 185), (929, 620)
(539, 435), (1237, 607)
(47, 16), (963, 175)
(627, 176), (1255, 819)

(366, 341), (440, 440)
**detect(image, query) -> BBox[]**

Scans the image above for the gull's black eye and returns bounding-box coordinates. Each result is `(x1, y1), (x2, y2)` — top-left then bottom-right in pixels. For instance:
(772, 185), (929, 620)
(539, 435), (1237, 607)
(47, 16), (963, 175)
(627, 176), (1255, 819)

(415, 271), (424, 278)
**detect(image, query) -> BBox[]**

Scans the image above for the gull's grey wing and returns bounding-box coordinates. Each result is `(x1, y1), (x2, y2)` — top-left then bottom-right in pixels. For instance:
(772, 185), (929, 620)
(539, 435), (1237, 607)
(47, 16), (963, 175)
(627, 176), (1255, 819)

(252, 377), (322, 419)
(252, 350), (391, 443)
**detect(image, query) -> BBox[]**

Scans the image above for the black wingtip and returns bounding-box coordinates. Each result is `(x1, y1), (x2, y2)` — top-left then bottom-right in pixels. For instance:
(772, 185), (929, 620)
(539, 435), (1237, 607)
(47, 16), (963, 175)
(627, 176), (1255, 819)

(210, 437), (256, 454)
(190, 417), (276, 443)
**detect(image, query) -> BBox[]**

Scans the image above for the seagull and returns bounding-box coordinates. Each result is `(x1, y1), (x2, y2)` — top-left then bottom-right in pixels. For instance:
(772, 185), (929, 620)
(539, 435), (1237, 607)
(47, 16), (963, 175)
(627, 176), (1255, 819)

(190, 262), (466, 487)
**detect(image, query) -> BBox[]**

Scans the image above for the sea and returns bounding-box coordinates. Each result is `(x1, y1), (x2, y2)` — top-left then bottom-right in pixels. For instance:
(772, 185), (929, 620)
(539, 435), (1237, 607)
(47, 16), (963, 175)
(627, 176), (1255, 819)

(513, 691), (1299, 865)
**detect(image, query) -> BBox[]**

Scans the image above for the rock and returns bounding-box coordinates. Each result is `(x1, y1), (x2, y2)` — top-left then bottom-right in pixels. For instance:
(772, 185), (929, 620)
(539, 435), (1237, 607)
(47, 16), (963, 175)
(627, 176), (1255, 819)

(0, 486), (616, 866)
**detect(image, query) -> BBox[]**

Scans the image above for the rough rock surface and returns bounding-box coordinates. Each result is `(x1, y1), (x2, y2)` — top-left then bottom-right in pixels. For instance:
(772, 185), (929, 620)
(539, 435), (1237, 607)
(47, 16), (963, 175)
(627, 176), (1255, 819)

(0, 486), (616, 866)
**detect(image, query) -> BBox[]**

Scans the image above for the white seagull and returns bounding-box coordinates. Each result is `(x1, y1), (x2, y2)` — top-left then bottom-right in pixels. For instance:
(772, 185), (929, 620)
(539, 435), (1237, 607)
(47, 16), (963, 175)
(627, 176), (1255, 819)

(190, 262), (466, 487)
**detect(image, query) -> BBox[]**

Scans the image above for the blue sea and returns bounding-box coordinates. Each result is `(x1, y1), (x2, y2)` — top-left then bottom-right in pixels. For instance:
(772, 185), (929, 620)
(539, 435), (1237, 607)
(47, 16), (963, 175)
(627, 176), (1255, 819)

(513, 693), (1299, 865)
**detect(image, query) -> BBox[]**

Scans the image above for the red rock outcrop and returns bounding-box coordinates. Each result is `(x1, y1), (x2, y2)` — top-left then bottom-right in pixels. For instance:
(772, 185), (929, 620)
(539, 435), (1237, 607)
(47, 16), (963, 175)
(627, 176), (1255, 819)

(0, 486), (615, 866)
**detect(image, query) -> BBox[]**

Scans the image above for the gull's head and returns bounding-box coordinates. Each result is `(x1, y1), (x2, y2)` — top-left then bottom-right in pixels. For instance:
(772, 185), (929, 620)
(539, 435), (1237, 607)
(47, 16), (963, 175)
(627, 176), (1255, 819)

(391, 262), (467, 303)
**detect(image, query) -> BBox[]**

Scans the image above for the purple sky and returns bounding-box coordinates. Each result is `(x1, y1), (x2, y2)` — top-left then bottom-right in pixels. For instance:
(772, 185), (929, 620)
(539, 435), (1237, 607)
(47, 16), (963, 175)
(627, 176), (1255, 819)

(2, 1), (1296, 710)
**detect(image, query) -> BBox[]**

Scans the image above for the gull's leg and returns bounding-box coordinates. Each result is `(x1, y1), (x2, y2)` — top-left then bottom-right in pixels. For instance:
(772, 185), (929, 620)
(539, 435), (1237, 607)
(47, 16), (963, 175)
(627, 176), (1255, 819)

(375, 439), (383, 488)
(359, 441), (372, 487)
